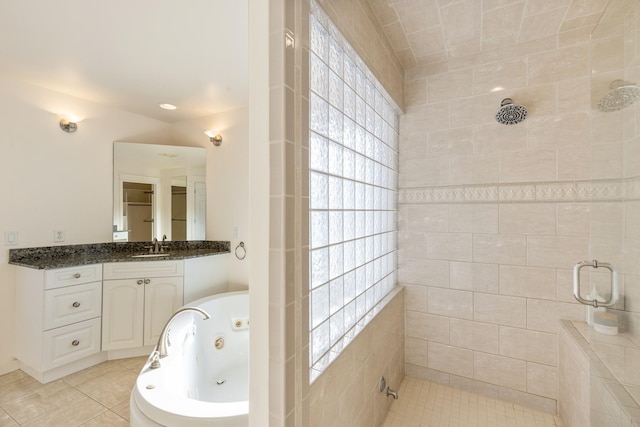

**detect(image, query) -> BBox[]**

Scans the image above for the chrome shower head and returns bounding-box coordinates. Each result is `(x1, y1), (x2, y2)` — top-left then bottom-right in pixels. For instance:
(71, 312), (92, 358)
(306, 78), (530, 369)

(598, 79), (640, 112)
(495, 98), (527, 125)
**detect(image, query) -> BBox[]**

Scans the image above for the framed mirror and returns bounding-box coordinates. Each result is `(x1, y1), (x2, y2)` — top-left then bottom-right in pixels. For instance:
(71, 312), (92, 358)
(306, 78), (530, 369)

(113, 142), (206, 242)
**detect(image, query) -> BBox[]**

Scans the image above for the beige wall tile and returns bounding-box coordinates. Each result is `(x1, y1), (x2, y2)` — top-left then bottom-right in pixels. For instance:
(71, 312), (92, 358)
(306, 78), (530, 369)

(499, 149), (557, 183)
(449, 204), (498, 233)
(428, 342), (474, 379)
(473, 234), (527, 265)
(517, 83), (558, 117)
(474, 352), (527, 391)
(427, 232), (473, 261)
(482, 2), (525, 47)
(590, 143), (624, 179)
(590, 202), (624, 239)
(450, 153), (500, 185)
(473, 123), (528, 153)
(499, 265), (557, 300)
(402, 156), (450, 187)
(401, 283), (428, 313)
(450, 261), (499, 293)
(527, 235), (590, 268)
(398, 230), (429, 259)
(557, 203), (590, 236)
(520, 8), (567, 42)
(428, 287), (474, 320)
(527, 362), (558, 399)
(527, 45), (590, 85)
(499, 204), (556, 235)
(406, 310), (450, 343)
(474, 293), (527, 327)
(558, 144), (589, 180)
(499, 386), (558, 413)
(473, 59), (527, 95)
(450, 318), (499, 353)
(399, 257), (450, 287)
(402, 204), (449, 232)
(527, 299), (559, 333)
(405, 336), (428, 367)
(449, 375), (500, 399)
(427, 68), (474, 102)
(499, 326), (557, 366)
(428, 127), (474, 157)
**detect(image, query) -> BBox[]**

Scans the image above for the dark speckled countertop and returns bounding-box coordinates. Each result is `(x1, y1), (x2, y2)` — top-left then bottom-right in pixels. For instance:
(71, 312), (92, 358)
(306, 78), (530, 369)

(9, 241), (230, 270)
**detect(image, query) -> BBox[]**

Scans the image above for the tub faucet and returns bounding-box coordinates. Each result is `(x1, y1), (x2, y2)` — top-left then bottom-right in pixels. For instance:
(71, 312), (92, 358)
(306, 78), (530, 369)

(149, 307), (211, 369)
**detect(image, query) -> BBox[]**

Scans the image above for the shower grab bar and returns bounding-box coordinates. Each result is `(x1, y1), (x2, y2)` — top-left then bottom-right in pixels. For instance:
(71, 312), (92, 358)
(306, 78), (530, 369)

(572, 260), (618, 307)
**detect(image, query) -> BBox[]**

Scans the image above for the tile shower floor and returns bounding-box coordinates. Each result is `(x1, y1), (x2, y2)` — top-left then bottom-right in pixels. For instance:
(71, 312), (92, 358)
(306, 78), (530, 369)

(382, 377), (564, 427)
(0, 356), (146, 427)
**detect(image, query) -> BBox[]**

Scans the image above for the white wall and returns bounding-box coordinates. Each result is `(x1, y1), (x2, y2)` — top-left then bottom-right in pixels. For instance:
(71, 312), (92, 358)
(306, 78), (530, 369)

(171, 107), (250, 290)
(0, 76), (250, 374)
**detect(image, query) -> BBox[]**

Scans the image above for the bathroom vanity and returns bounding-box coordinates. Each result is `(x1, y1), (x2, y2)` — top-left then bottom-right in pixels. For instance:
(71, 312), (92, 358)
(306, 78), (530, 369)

(9, 241), (229, 383)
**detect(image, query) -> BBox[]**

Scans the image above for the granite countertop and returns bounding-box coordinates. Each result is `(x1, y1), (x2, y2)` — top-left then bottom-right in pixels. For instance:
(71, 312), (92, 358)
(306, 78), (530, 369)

(8, 241), (231, 270)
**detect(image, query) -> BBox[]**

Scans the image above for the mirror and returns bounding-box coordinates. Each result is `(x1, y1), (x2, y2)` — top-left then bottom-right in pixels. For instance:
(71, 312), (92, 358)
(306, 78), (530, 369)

(113, 142), (206, 242)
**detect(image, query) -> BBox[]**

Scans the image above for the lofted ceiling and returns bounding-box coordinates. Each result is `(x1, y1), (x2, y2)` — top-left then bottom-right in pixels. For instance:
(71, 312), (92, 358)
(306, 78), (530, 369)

(0, 0), (248, 122)
(366, 0), (610, 69)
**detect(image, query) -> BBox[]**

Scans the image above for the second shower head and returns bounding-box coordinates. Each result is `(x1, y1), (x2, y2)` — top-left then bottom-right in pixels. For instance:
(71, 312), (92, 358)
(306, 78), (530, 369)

(495, 98), (527, 125)
(598, 79), (640, 112)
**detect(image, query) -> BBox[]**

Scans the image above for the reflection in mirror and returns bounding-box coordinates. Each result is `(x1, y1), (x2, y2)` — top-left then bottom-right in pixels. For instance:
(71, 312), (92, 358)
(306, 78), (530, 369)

(113, 142), (206, 242)
(171, 176), (187, 240)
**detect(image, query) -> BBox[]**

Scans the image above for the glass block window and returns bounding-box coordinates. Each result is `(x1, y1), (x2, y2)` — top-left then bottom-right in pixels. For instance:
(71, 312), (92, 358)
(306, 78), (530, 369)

(309, 2), (399, 382)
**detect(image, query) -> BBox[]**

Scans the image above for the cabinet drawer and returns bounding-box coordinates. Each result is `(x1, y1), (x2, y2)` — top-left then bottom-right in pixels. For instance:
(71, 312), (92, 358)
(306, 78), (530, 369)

(43, 282), (102, 331)
(103, 261), (183, 280)
(44, 264), (102, 290)
(42, 317), (101, 370)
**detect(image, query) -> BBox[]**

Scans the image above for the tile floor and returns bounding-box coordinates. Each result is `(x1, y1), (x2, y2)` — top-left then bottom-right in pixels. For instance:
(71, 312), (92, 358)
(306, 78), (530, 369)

(382, 377), (564, 427)
(1, 361), (565, 427)
(0, 356), (146, 427)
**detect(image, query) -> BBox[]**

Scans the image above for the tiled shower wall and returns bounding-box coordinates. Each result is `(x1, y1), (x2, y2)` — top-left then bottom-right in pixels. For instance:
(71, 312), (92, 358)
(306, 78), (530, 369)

(589, 0), (640, 342)
(398, 6), (608, 413)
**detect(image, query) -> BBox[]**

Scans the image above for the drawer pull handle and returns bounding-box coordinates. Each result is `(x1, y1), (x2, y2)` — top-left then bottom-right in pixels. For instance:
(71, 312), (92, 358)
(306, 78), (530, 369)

(144, 278), (151, 284)
(72, 302), (80, 308)
(72, 340), (80, 346)
(137, 279), (144, 285)
(73, 273), (81, 279)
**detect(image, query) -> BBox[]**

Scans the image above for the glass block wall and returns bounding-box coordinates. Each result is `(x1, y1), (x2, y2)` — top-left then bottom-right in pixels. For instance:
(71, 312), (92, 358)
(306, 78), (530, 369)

(308, 2), (399, 382)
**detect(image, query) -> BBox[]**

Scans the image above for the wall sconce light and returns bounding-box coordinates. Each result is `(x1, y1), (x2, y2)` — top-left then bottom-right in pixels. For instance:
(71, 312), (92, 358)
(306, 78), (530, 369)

(205, 131), (223, 146)
(59, 119), (78, 133)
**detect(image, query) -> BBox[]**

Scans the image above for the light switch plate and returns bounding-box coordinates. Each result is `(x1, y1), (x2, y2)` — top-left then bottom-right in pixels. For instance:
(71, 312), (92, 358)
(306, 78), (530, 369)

(4, 231), (18, 246)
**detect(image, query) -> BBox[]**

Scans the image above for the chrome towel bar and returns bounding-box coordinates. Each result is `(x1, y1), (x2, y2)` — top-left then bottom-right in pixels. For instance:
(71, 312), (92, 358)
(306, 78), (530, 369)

(572, 260), (618, 307)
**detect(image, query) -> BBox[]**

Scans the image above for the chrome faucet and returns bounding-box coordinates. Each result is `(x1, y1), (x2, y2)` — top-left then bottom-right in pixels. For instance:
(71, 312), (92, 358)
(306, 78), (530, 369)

(151, 237), (159, 254)
(149, 307), (210, 369)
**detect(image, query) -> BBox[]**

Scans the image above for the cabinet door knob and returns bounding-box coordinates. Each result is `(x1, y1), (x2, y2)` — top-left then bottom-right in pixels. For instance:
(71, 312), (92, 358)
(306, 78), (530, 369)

(144, 278), (151, 284)
(73, 273), (81, 279)
(72, 301), (80, 308)
(137, 279), (144, 285)
(72, 340), (80, 346)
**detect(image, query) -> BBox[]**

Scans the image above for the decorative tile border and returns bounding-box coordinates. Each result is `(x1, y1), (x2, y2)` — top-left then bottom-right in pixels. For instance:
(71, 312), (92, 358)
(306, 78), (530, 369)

(399, 178), (640, 204)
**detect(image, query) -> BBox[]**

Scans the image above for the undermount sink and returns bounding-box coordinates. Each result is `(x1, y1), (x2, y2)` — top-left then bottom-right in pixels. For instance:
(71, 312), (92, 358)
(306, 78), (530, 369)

(130, 253), (171, 258)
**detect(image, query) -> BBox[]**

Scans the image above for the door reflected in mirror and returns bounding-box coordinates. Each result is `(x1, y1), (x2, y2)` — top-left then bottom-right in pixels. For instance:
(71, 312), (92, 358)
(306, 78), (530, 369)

(113, 142), (206, 242)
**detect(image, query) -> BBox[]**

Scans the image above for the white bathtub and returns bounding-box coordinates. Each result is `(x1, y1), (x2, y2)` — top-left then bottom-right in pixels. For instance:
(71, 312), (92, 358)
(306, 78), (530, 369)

(130, 291), (249, 427)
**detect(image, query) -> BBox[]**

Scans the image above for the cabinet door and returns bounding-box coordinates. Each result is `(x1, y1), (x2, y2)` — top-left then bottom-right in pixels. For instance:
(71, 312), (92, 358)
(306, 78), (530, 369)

(102, 279), (144, 351)
(143, 276), (184, 346)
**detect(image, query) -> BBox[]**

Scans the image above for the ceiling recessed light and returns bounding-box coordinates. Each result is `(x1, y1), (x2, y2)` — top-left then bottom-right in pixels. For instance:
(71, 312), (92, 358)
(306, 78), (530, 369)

(159, 103), (177, 110)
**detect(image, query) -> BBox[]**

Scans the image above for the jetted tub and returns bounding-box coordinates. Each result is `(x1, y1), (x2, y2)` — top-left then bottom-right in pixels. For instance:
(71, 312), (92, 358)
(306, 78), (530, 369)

(130, 291), (249, 427)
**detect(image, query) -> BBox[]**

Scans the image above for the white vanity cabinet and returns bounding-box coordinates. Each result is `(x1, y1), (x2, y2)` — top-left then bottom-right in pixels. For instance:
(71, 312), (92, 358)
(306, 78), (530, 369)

(14, 264), (104, 383)
(102, 261), (183, 352)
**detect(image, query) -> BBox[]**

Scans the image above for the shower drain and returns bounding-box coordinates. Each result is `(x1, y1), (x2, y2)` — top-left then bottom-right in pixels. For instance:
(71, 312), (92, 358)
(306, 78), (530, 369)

(216, 378), (226, 385)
